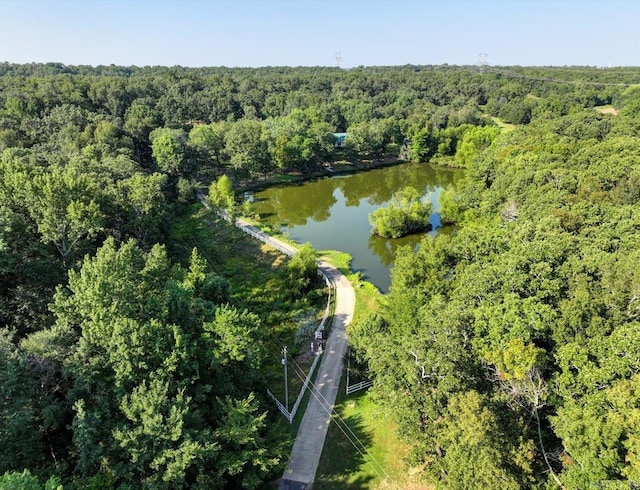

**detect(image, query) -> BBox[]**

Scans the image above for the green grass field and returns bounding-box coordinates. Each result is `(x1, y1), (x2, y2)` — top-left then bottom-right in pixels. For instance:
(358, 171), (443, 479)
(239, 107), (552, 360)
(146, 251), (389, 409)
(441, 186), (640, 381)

(314, 375), (430, 490)
(593, 104), (619, 115)
(487, 115), (516, 132)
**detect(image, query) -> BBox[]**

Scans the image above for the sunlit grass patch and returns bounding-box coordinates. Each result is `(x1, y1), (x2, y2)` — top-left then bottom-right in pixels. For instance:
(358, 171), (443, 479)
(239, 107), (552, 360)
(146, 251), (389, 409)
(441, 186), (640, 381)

(593, 105), (619, 115)
(315, 377), (431, 490)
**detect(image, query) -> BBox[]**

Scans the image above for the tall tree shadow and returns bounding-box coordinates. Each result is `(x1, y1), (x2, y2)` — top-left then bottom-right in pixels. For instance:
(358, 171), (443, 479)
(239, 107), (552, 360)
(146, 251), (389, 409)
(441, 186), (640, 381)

(313, 394), (377, 489)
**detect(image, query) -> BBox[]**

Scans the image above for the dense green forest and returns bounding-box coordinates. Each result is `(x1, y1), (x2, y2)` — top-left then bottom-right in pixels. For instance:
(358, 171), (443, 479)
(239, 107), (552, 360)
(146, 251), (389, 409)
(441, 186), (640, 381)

(350, 83), (640, 487)
(1, 61), (639, 488)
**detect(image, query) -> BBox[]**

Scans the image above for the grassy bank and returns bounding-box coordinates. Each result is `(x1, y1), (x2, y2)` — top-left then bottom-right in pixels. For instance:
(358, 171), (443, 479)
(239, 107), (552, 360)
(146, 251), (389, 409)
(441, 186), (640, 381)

(314, 384), (431, 490)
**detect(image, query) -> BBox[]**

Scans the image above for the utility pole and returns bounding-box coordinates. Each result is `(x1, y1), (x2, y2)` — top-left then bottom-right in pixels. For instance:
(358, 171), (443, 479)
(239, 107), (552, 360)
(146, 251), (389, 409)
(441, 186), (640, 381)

(282, 346), (289, 412)
(335, 51), (342, 68)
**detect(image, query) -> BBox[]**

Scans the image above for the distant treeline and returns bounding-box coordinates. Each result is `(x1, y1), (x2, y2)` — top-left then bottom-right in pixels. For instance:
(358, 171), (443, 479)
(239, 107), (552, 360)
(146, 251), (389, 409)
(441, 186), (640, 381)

(1, 62), (636, 181)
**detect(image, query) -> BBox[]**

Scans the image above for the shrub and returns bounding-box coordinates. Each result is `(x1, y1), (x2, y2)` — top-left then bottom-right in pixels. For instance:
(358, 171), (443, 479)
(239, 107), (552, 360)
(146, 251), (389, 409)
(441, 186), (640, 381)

(283, 243), (318, 297)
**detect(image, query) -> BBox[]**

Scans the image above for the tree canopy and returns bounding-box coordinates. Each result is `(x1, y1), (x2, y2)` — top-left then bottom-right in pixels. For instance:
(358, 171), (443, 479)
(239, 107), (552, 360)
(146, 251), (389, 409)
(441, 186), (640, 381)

(368, 186), (433, 238)
(1, 61), (639, 488)
(350, 105), (640, 488)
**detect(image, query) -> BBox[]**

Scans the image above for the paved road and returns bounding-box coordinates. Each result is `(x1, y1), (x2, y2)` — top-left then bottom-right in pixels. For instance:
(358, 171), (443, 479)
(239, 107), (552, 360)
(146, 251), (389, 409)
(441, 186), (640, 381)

(280, 259), (355, 489)
(196, 195), (355, 488)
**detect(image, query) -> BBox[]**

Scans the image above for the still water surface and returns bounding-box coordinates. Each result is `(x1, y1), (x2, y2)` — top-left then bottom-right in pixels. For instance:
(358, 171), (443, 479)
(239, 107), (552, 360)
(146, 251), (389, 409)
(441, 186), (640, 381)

(248, 162), (464, 293)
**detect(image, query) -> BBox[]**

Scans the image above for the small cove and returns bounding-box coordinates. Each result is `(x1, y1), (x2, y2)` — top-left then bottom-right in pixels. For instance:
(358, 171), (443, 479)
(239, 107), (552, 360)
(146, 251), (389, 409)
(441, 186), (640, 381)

(248, 162), (465, 293)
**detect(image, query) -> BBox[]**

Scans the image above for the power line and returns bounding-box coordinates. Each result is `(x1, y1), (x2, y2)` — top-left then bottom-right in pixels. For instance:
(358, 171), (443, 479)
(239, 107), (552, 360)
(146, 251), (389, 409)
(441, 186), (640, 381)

(282, 345), (289, 412)
(284, 349), (394, 485)
(264, 333), (391, 483)
(196, 207), (393, 484)
(253, 280), (393, 483)
(286, 357), (389, 482)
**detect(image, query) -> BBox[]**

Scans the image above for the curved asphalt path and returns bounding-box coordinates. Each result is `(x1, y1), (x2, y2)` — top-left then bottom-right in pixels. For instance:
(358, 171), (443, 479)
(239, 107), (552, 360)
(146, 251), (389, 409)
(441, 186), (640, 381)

(279, 259), (355, 489)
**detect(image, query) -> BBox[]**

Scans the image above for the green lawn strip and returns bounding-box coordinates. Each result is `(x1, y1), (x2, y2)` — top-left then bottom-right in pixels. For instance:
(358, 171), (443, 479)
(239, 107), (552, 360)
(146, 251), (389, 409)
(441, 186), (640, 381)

(479, 113), (516, 132)
(317, 249), (352, 273)
(325, 247), (384, 324)
(488, 115), (516, 132)
(592, 104), (619, 115)
(314, 374), (414, 489)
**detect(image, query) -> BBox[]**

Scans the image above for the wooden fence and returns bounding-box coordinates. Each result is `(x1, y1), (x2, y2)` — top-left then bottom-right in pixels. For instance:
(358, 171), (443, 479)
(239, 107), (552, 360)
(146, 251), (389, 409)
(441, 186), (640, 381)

(346, 379), (373, 396)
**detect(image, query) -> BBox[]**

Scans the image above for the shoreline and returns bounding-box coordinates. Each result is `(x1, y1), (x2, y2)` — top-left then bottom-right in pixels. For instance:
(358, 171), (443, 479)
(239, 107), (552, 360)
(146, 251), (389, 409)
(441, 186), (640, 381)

(232, 154), (463, 194)
(233, 155), (409, 193)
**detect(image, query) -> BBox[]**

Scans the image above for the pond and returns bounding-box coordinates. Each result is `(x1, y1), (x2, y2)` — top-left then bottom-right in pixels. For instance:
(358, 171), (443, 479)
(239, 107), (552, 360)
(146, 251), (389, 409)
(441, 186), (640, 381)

(247, 162), (465, 293)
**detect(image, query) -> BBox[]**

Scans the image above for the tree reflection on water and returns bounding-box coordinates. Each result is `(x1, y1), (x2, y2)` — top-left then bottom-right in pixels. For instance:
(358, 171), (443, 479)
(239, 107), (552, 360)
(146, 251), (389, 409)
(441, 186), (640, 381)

(250, 162), (464, 292)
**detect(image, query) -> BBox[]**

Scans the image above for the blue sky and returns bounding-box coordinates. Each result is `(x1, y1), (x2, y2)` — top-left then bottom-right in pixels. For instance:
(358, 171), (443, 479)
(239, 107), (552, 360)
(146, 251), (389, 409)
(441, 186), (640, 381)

(1, 0), (638, 67)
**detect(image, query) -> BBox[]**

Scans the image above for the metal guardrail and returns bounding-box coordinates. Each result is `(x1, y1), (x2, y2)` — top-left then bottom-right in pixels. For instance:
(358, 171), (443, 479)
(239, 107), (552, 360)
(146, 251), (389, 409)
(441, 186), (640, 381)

(211, 203), (298, 257)
(266, 345), (323, 424)
(287, 352), (321, 422)
(237, 222), (298, 257)
(316, 271), (333, 335)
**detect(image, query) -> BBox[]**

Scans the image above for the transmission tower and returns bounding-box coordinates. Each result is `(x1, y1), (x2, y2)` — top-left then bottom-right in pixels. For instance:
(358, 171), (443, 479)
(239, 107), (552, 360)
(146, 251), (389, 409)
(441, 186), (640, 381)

(478, 53), (489, 71)
(335, 51), (343, 68)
